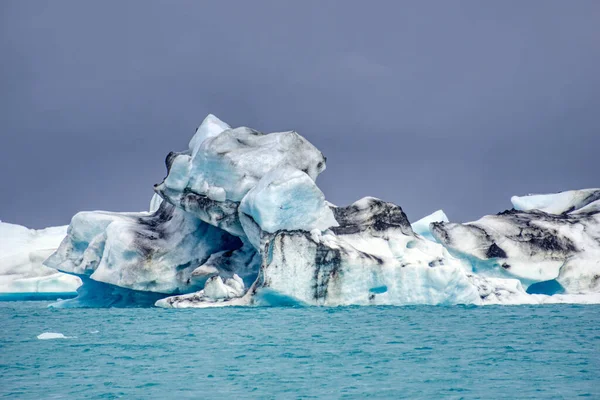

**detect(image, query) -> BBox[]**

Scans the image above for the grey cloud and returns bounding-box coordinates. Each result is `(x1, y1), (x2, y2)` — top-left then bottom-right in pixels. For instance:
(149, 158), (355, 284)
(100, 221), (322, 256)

(1, 0), (598, 228)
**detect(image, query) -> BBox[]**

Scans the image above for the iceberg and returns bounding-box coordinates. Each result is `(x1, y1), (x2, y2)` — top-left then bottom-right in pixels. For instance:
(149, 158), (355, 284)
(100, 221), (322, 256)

(0, 221), (81, 298)
(23, 114), (597, 308)
(431, 190), (600, 297)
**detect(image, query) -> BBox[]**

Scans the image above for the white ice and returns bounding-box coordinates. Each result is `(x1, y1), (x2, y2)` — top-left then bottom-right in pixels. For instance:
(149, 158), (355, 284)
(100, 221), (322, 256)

(511, 188), (600, 215)
(256, 229), (481, 306)
(159, 116), (327, 205)
(431, 190), (600, 298)
(37, 332), (73, 340)
(45, 204), (241, 294)
(188, 114), (231, 158)
(149, 193), (163, 213)
(239, 166), (338, 233)
(0, 221), (81, 293)
(155, 274), (247, 308)
(411, 210), (448, 241)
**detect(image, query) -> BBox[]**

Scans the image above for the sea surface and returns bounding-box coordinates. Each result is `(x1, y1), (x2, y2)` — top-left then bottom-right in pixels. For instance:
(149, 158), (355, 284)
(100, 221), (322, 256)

(0, 302), (598, 399)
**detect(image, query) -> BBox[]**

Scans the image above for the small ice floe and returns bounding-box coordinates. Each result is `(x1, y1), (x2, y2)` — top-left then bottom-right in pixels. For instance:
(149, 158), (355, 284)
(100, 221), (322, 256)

(37, 332), (73, 340)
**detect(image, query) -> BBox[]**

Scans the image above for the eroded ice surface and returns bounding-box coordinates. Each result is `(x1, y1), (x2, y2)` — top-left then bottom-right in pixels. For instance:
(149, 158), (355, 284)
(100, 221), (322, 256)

(34, 114), (600, 308)
(0, 221), (81, 294)
(431, 191), (600, 298)
(45, 202), (242, 296)
(160, 197), (482, 308)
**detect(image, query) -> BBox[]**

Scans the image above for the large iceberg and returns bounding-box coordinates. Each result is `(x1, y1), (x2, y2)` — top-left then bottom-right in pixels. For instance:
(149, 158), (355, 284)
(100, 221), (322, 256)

(27, 114), (599, 308)
(0, 221), (81, 298)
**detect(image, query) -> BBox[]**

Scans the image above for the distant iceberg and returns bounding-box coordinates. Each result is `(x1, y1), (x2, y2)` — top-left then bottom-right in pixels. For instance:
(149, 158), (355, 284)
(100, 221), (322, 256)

(2, 114), (595, 307)
(0, 221), (81, 298)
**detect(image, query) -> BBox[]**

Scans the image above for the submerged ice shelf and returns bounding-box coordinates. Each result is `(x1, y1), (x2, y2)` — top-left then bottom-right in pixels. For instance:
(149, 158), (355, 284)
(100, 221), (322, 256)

(2, 114), (599, 308)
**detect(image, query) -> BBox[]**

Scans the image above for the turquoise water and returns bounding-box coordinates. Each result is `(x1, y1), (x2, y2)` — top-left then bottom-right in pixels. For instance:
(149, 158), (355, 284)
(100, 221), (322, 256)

(1, 303), (598, 399)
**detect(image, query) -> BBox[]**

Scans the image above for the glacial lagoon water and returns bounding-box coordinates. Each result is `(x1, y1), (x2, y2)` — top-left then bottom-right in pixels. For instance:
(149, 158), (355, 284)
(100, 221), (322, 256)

(1, 302), (598, 399)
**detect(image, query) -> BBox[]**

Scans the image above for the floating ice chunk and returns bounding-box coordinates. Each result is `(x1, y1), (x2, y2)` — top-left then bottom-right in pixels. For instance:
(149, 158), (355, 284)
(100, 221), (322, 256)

(155, 292), (251, 308)
(156, 274), (247, 308)
(239, 166), (338, 233)
(37, 332), (72, 340)
(511, 188), (600, 215)
(0, 221), (81, 294)
(411, 210), (449, 241)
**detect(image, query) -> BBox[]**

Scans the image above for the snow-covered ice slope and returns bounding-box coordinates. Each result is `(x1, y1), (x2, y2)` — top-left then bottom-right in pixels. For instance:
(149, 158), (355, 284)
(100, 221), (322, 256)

(0, 221), (81, 294)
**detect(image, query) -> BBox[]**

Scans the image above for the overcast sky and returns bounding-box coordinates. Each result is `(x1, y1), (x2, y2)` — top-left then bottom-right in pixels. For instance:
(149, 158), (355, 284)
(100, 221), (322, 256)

(1, 1), (599, 228)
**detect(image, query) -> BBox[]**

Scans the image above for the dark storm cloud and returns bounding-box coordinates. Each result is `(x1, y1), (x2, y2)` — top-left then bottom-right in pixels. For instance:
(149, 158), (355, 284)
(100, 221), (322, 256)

(1, 0), (599, 228)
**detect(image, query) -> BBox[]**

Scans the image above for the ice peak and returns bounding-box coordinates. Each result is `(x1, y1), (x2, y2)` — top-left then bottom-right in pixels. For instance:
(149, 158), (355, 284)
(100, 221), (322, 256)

(188, 114), (231, 156)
